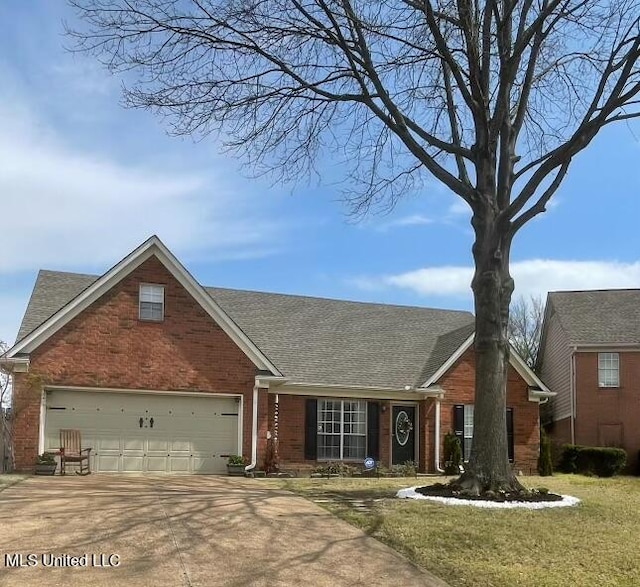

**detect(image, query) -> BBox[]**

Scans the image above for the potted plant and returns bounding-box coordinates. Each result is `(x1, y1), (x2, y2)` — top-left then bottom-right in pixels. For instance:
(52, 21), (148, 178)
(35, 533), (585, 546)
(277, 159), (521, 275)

(35, 452), (57, 476)
(227, 455), (246, 476)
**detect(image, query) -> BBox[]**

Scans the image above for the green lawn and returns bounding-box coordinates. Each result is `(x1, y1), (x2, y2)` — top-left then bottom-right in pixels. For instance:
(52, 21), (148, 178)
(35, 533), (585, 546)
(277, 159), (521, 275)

(277, 474), (640, 587)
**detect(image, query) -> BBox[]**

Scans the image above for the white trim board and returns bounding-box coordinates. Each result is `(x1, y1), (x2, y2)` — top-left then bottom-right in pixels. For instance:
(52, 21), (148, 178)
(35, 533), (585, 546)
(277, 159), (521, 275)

(274, 382), (442, 401)
(7, 236), (281, 376)
(420, 334), (552, 397)
(44, 385), (245, 400)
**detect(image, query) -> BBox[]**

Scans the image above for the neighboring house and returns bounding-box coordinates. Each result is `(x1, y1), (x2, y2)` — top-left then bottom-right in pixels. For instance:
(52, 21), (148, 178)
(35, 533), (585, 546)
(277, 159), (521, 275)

(0, 237), (552, 475)
(539, 289), (640, 469)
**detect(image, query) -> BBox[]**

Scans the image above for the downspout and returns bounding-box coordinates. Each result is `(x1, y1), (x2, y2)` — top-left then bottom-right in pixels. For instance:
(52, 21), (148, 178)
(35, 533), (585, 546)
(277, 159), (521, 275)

(244, 382), (259, 473)
(570, 348), (576, 445)
(434, 397), (444, 473)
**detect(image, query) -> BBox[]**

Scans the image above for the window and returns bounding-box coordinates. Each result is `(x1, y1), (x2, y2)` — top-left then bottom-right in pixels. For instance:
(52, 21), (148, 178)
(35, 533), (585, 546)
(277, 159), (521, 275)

(463, 405), (474, 462)
(139, 284), (164, 321)
(317, 399), (366, 460)
(454, 404), (514, 463)
(598, 353), (620, 387)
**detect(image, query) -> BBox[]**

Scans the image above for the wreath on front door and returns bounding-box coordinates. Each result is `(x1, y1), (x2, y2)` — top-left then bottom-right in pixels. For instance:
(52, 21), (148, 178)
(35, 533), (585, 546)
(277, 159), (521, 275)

(395, 411), (414, 447)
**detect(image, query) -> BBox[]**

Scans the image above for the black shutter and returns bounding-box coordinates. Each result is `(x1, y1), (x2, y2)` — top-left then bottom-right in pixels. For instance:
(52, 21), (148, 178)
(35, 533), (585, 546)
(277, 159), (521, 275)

(304, 399), (318, 460)
(506, 407), (514, 463)
(453, 405), (465, 456)
(367, 402), (380, 460)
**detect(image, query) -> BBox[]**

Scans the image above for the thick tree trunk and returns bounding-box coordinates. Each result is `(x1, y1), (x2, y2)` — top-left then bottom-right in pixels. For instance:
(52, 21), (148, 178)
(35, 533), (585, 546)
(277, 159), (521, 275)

(451, 203), (526, 495)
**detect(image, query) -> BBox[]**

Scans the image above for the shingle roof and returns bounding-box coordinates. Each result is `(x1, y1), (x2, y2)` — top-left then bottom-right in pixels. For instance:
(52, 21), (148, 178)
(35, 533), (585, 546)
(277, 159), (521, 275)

(16, 269), (475, 388)
(548, 289), (640, 345)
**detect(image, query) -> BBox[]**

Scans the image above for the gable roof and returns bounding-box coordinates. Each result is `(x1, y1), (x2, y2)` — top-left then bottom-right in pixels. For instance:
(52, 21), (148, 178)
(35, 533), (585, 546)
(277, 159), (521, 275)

(206, 287), (474, 388)
(548, 289), (640, 345)
(12, 261), (475, 389)
(8, 237), (547, 392)
(8, 236), (281, 375)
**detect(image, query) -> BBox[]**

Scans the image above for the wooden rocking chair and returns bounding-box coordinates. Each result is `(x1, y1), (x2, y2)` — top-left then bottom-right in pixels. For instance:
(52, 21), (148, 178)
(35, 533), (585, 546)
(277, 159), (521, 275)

(60, 429), (92, 476)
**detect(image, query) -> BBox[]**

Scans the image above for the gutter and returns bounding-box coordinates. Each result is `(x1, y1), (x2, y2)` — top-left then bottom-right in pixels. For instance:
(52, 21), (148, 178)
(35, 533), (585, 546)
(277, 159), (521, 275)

(415, 386), (445, 473)
(434, 397), (444, 473)
(570, 347), (577, 445)
(245, 383), (259, 473)
(245, 375), (288, 473)
(0, 356), (30, 374)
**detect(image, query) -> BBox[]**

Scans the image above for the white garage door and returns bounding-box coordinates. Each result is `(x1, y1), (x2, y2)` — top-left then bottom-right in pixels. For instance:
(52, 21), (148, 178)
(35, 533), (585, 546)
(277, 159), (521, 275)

(44, 390), (240, 474)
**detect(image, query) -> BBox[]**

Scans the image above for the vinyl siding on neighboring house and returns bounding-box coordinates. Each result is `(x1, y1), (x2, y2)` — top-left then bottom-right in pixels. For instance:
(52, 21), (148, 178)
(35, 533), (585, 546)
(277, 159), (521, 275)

(540, 307), (572, 421)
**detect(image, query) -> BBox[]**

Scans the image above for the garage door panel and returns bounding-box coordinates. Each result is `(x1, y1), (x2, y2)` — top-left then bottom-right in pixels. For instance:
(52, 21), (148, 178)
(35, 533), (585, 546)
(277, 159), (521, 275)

(96, 455), (121, 473)
(146, 457), (168, 472)
(123, 437), (145, 451)
(97, 436), (121, 451)
(169, 457), (190, 472)
(122, 456), (144, 472)
(147, 438), (169, 452)
(171, 438), (191, 452)
(45, 390), (240, 474)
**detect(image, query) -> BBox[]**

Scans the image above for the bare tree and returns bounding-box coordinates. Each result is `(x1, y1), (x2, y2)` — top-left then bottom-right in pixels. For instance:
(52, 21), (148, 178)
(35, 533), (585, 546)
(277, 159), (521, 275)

(509, 295), (544, 368)
(0, 341), (13, 472)
(68, 0), (640, 494)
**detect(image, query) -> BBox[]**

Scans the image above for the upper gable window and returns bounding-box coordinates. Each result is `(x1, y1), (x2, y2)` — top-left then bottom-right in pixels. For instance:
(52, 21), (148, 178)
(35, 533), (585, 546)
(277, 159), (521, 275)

(139, 284), (164, 322)
(598, 352), (619, 388)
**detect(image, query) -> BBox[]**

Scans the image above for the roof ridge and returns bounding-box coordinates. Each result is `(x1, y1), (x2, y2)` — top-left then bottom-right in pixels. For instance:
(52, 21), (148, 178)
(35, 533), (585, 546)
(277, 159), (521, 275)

(35, 269), (473, 315)
(550, 288), (640, 295)
(207, 285), (473, 315)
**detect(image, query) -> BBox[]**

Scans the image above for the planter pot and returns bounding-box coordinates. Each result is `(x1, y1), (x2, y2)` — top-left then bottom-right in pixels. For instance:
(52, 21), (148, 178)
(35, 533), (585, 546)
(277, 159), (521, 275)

(34, 463), (57, 476)
(227, 464), (246, 477)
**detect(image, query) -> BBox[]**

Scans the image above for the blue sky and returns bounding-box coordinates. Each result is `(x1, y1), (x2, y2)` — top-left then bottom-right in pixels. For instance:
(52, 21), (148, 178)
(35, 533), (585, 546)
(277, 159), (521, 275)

(2, 2), (640, 345)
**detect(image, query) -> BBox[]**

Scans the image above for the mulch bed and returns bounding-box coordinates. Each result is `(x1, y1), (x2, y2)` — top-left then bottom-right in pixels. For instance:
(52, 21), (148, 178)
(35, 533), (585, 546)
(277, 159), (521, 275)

(415, 483), (563, 503)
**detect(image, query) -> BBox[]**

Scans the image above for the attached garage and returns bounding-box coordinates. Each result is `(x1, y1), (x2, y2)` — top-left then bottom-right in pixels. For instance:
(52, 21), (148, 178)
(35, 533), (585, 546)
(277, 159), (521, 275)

(44, 390), (241, 474)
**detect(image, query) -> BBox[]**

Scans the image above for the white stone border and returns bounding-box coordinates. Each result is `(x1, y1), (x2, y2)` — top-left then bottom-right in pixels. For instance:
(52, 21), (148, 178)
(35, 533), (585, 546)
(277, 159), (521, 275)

(396, 486), (581, 509)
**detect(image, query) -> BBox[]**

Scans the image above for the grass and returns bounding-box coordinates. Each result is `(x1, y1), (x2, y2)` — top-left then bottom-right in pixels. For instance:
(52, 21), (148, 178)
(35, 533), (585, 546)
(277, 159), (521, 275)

(0, 474), (26, 492)
(276, 474), (640, 587)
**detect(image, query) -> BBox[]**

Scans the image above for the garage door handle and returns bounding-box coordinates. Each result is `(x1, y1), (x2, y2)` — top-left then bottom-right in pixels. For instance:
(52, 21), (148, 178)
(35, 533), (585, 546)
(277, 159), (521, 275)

(139, 417), (143, 428)
(150, 418), (154, 428)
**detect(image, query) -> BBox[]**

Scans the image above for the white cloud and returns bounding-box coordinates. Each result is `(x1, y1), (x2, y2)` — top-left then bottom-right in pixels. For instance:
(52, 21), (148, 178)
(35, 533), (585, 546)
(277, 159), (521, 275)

(388, 214), (433, 227)
(362, 213), (433, 232)
(354, 259), (640, 300)
(447, 200), (470, 216)
(0, 104), (283, 272)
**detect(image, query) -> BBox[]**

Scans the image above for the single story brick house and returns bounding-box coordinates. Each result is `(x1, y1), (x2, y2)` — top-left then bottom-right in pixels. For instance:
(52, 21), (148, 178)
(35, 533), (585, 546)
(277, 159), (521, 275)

(1, 237), (553, 474)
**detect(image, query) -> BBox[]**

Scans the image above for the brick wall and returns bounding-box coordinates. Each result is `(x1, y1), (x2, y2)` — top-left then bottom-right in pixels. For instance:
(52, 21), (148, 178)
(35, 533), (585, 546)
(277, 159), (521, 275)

(273, 349), (540, 474)
(13, 256), (258, 471)
(574, 351), (640, 471)
(430, 349), (540, 474)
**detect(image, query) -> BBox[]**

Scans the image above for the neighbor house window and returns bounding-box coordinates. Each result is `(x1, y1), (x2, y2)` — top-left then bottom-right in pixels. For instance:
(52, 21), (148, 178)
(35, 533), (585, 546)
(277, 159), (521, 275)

(139, 284), (164, 321)
(317, 399), (366, 460)
(463, 404), (474, 462)
(598, 353), (619, 387)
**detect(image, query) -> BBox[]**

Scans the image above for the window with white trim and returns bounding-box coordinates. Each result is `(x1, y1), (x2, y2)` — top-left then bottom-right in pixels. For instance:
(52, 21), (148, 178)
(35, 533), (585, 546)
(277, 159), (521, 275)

(463, 404), (474, 462)
(317, 399), (366, 460)
(139, 284), (164, 321)
(598, 352), (619, 387)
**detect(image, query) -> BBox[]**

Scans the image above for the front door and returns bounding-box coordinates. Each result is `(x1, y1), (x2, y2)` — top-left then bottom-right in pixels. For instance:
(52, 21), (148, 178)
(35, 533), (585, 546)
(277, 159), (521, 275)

(391, 405), (416, 465)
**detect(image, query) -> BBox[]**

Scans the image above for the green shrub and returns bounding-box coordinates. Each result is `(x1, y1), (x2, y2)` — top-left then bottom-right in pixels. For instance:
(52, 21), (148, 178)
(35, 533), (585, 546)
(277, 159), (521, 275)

(559, 444), (627, 477)
(538, 429), (553, 476)
(36, 452), (56, 465)
(443, 433), (462, 475)
(227, 455), (245, 465)
(312, 461), (356, 477)
(391, 461), (417, 477)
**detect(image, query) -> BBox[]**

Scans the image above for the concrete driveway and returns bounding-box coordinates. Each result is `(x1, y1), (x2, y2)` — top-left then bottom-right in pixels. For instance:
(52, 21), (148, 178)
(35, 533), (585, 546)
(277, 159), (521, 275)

(0, 476), (446, 587)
